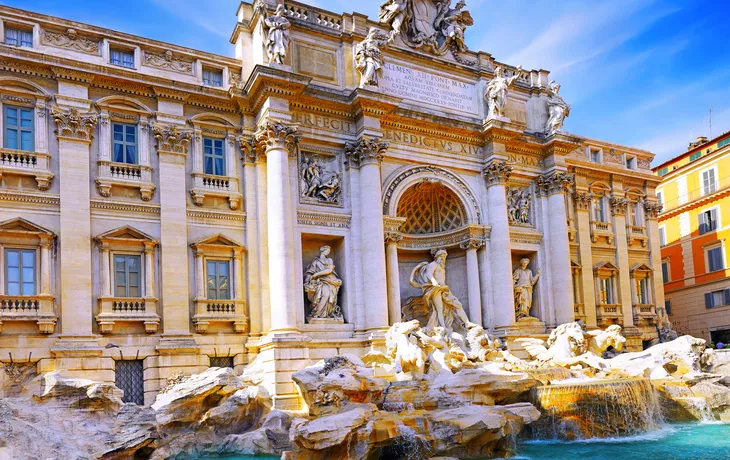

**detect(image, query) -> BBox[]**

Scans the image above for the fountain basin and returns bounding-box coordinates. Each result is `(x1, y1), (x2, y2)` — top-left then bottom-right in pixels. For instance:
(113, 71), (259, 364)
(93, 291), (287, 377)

(529, 377), (662, 440)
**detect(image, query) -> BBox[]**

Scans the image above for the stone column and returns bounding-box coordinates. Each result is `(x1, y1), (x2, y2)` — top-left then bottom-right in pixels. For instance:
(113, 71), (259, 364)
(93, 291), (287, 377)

(574, 191), (598, 328)
(537, 172), (575, 325)
(152, 123), (194, 337)
(611, 195), (635, 328)
(241, 137), (263, 335)
(234, 248), (245, 301)
(51, 104), (98, 336)
(39, 237), (51, 296)
(384, 232), (402, 326)
(254, 121), (300, 334)
(144, 242), (155, 298)
(460, 239), (484, 327)
(194, 249), (205, 299)
(483, 161), (515, 329)
(345, 138), (390, 334)
(100, 244), (111, 297)
(645, 201), (666, 313)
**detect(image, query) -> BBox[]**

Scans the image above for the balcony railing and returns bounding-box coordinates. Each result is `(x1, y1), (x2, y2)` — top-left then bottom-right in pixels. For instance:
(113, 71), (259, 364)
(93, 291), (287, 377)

(633, 304), (656, 325)
(0, 295), (56, 333)
(661, 175), (730, 213)
(109, 163), (143, 180)
(193, 298), (247, 333)
(96, 296), (159, 334)
(190, 173), (241, 210)
(626, 225), (648, 247)
(201, 175), (230, 190)
(596, 303), (622, 326)
(0, 148), (53, 190)
(590, 221), (614, 244)
(573, 303), (586, 321)
(96, 161), (155, 200)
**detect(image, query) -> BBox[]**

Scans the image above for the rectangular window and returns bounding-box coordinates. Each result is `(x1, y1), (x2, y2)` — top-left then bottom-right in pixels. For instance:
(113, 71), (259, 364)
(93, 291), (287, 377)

(110, 48), (135, 68)
(112, 122), (138, 164)
(699, 208), (718, 235)
(4, 105), (34, 151)
(114, 255), (141, 297)
(202, 68), (223, 87)
(719, 138), (730, 149)
(115, 360), (144, 405)
(626, 157), (636, 170)
(707, 246), (724, 272)
(705, 289), (730, 309)
(702, 169), (718, 196)
(657, 167), (669, 177)
(5, 27), (33, 47)
(665, 300), (672, 315)
(659, 227), (666, 246)
(203, 137), (226, 176)
(637, 278), (650, 304)
(657, 192), (663, 205)
(590, 149), (601, 163)
(5, 249), (36, 296)
(600, 277), (615, 304)
(662, 262), (669, 283)
(206, 260), (230, 300)
(209, 356), (234, 368)
(631, 202), (643, 226)
(690, 152), (702, 162)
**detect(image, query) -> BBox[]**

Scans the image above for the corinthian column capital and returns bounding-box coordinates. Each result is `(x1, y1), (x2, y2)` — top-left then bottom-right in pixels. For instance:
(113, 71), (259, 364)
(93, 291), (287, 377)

(536, 171), (574, 197)
(51, 106), (97, 141)
(483, 161), (513, 187)
(254, 121), (300, 153)
(152, 123), (193, 155)
(344, 137), (389, 168)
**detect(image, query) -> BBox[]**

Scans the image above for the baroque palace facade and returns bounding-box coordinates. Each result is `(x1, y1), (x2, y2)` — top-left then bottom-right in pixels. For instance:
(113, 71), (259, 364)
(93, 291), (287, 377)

(656, 132), (730, 343)
(0, 0), (664, 408)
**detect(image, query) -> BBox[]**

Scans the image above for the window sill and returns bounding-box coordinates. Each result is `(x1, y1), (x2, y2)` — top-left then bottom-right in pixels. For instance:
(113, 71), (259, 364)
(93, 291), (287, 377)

(190, 173), (241, 210)
(96, 161), (155, 201)
(193, 298), (247, 333)
(96, 296), (159, 334)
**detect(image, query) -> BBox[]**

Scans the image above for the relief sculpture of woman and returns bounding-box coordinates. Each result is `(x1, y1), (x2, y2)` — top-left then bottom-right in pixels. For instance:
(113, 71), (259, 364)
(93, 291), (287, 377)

(303, 246), (344, 322)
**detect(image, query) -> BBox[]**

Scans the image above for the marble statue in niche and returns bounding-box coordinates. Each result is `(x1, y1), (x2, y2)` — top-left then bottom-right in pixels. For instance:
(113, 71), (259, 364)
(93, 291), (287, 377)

(299, 155), (342, 205)
(407, 248), (476, 333)
(261, 4), (291, 65)
(378, 0), (473, 58)
(507, 187), (532, 225)
(545, 80), (571, 136)
(355, 28), (390, 87)
(304, 246), (344, 322)
(513, 258), (540, 321)
(485, 65), (524, 120)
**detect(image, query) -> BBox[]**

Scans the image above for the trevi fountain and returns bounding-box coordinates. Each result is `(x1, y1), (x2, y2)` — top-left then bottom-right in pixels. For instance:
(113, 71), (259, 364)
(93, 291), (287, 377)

(1, 0), (729, 459)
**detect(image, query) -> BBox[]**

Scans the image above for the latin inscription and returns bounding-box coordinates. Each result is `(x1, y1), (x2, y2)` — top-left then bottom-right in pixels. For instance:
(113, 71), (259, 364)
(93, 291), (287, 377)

(293, 112), (355, 134)
(380, 62), (479, 115)
(507, 153), (543, 168)
(382, 128), (481, 156)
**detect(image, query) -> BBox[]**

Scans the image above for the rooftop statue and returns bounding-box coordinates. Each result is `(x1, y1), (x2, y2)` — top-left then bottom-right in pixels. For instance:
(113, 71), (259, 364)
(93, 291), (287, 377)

(379, 0), (474, 57)
(545, 80), (571, 136)
(261, 4), (291, 65)
(408, 248), (477, 334)
(355, 28), (390, 87)
(485, 65), (524, 120)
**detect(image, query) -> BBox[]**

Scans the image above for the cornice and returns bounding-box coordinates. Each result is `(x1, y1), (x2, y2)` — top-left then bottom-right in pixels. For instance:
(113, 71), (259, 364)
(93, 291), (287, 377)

(240, 64), (312, 114)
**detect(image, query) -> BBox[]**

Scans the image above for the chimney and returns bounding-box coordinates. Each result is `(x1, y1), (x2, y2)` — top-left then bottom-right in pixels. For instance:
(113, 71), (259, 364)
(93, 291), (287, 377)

(688, 136), (709, 150)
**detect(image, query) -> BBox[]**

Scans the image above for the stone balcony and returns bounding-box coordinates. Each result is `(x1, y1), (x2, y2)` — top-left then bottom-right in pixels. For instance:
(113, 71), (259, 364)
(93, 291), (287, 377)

(0, 295), (56, 333)
(0, 148), (54, 190)
(596, 303), (622, 327)
(626, 225), (648, 248)
(190, 173), (242, 210)
(95, 160), (155, 201)
(96, 296), (160, 334)
(633, 303), (656, 325)
(590, 221), (614, 244)
(573, 303), (586, 322)
(192, 298), (247, 333)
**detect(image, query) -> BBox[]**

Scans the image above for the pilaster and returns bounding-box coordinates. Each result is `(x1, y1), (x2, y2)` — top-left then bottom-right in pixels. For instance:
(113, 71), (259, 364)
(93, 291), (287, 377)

(460, 238), (485, 327)
(610, 193), (634, 328)
(384, 216), (406, 326)
(574, 190), (598, 328)
(241, 135), (264, 336)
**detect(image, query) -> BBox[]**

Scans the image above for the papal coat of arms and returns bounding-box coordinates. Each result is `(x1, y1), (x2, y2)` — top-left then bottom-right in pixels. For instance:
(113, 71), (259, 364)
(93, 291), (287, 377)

(379, 0), (474, 58)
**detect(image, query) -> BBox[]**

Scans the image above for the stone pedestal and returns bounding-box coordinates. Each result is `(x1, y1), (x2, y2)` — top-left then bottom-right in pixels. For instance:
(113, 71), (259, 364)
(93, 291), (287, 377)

(253, 334), (312, 410)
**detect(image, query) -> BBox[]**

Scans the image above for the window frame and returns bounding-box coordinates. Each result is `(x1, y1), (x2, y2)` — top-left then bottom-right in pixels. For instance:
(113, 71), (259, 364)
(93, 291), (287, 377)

(705, 243), (725, 273)
(706, 289), (730, 309)
(625, 156), (636, 170)
(205, 258), (231, 300)
(202, 68), (223, 87)
(110, 47), (136, 69)
(661, 260), (670, 284)
(588, 147), (602, 164)
(659, 225), (666, 247)
(4, 26), (33, 48)
(3, 104), (35, 152)
(700, 165), (719, 197)
(699, 206), (720, 235)
(111, 121), (139, 165)
(113, 253), (142, 298)
(202, 136), (226, 176)
(4, 247), (37, 296)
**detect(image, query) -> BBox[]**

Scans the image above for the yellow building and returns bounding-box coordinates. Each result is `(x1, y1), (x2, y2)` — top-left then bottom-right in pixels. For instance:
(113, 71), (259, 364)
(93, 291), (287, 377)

(655, 132), (730, 342)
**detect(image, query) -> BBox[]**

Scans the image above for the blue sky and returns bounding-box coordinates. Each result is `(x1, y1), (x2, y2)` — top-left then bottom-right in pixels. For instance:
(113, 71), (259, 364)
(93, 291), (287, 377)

(10, 0), (730, 164)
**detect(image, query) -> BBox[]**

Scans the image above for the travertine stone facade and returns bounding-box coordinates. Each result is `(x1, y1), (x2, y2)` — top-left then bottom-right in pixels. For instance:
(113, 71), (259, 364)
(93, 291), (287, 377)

(0, 0), (663, 408)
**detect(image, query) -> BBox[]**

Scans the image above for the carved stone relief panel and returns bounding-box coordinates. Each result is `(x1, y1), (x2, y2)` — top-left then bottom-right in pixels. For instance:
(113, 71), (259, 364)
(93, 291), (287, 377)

(506, 185), (533, 227)
(299, 151), (343, 207)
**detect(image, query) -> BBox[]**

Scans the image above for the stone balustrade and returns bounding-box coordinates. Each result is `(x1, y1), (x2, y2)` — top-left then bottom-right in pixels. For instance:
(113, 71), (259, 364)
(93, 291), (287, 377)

(190, 172), (241, 210)
(0, 148), (54, 190)
(596, 303), (623, 327)
(0, 294), (56, 333)
(192, 298), (247, 334)
(96, 160), (155, 200)
(633, 304), (656, 324)
(96, 296), (160, 334)
(590, 221), (614, 244)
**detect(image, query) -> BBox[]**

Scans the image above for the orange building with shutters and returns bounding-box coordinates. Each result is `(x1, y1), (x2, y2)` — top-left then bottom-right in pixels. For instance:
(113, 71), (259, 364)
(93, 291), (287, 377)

(655, 131), (730, 343)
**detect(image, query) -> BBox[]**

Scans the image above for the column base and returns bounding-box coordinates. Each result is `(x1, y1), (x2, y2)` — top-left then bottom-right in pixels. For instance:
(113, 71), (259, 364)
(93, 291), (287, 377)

(255, 333), (313, 411)
(42, 335), (114, 382)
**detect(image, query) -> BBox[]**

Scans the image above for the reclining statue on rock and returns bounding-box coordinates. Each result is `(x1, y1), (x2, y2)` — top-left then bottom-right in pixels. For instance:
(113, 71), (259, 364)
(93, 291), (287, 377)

(586, 324), (626, 357)
(515, 322), (606, 369)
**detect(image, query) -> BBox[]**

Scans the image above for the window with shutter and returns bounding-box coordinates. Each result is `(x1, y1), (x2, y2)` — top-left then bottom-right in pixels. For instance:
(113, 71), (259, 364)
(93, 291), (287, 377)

(708, 247), (724, 272)
(659, 227), (666, 246)
(662, 262), (669, 283)
(699, 212), (708, 234)
(702, 169), (718, 196)
(665, 300), (671, 315)
(706, 292), (714, 308)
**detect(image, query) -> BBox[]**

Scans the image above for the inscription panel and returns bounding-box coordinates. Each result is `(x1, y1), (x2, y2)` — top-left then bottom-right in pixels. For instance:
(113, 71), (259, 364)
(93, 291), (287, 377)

(382, 128), (481, 156)
(380, 62), (479, 115)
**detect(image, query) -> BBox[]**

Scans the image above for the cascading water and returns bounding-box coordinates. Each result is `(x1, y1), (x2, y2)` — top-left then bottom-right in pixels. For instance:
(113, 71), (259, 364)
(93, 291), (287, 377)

(528, 377), (664, 440)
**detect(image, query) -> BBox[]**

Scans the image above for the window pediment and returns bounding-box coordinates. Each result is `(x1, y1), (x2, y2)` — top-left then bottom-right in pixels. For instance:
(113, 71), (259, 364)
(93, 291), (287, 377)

(95, 226), (157, 249)
(0, 218), (55, 244)
(191, 234), (244, 255)
(0, 78), (50, 101)
(594, 261), (619, 275)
